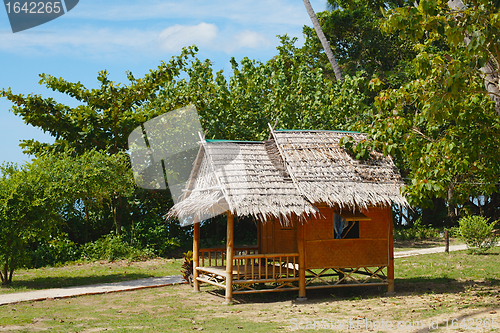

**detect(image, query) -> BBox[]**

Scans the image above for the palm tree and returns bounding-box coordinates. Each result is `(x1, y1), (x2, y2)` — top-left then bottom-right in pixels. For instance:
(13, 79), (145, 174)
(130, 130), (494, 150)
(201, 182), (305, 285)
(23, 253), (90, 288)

(302, 0), (343, 82)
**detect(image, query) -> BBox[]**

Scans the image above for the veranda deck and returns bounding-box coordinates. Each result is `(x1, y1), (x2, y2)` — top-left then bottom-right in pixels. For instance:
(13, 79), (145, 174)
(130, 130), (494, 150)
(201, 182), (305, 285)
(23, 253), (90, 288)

(195, 252), (300, 294)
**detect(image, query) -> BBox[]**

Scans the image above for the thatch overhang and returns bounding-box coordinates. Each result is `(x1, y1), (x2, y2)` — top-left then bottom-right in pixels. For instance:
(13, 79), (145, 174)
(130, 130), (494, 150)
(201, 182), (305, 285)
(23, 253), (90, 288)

(167, 129), (407, 223)
(270, 129), (408, 211)
(166, 138), (318, 224)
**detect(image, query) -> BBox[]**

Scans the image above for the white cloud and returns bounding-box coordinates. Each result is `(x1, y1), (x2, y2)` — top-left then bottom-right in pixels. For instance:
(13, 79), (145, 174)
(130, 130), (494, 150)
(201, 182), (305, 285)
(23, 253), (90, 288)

(0, 28), (158, 59)
(70, 0), (328, 27)
(0, 0), (330, 59)
(158, 22), (218, 52)
(234, 30), (272, 49)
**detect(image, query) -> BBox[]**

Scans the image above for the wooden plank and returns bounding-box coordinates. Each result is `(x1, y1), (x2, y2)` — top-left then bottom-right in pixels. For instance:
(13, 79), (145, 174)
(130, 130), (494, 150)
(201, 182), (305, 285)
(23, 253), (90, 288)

(233, 253), (299, 260)
(387, 205), (395, 293)
(233, 287), (300, 295)
(233, 277), (299, 284)
(196, 277), (226, 289)
(193, 217), (200, 291)
(298, 218), (306, 299)
(225, 212), (234, 303)
(305, 282), (388, 290)
(338, 211), (371, 221)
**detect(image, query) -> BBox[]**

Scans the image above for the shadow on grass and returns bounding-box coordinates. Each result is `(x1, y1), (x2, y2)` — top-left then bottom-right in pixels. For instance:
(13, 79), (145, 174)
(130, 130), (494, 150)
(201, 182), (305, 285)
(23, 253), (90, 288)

(469, 251), (499, 256)
(206, 277), (500, 305)
(394, 276), (500, 294)
(0, 273), (154, 293)
(413, 308), (499, 333)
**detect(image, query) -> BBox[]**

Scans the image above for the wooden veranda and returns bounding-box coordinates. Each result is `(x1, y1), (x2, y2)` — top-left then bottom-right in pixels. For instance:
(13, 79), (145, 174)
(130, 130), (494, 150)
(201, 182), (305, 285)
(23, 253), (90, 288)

(192, 207), (395, 303)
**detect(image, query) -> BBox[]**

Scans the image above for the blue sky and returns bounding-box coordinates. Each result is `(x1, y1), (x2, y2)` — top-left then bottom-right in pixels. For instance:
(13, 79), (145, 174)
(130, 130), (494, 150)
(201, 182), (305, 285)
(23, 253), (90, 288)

(0, 0), (328, 165)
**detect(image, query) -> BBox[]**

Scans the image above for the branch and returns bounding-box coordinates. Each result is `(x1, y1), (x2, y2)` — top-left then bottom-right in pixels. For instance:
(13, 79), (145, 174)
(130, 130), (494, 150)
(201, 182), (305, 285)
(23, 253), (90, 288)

(412, 127), (435, 142)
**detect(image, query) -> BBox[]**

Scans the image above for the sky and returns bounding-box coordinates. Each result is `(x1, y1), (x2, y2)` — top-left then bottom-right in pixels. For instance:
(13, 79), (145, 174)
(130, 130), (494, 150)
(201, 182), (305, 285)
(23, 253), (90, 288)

(0, 0), (328, 165)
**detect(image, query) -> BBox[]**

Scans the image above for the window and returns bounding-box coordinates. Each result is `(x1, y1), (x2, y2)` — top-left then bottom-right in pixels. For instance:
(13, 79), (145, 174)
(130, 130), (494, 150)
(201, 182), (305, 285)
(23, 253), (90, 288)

(334, 213), (359, 239)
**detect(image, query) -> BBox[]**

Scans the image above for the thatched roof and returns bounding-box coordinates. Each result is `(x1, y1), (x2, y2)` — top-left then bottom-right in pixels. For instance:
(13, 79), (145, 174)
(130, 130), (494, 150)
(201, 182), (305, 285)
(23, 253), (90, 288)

(167, 129), (407, 222)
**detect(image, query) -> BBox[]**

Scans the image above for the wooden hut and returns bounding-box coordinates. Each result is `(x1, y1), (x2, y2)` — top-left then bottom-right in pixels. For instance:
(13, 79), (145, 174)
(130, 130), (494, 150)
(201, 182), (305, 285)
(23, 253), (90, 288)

(167, 128), (407, 303)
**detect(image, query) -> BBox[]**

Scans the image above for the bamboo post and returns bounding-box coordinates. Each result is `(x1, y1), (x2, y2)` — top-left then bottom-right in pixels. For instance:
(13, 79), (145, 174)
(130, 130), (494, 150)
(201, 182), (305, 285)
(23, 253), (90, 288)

(225, 212), (234, 304)
(387, 206), (395, 294)
(297, 218), (307, 301)
(193, 215), (200, 292)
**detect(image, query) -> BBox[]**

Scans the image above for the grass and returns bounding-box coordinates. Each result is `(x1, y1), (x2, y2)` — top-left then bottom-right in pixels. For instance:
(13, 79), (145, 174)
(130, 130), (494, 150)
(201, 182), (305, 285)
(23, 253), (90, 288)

(0, 258), (182, 295)
(0, 248), (499, 332)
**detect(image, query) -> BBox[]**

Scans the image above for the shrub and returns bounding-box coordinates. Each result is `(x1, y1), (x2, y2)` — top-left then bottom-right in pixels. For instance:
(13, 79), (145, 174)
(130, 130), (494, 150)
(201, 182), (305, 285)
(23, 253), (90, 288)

(181, 251), (193, 285)
(393, 218), (441, 241)
(126, 218), (181, 257)
(454, 215), (498, 254)
(30, 233), (80, 268)
(80, 234), (154, 262)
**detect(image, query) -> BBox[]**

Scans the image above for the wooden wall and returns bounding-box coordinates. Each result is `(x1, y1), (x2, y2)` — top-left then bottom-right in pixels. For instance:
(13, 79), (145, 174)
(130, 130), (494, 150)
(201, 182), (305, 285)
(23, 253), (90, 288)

(304, 206), (391, 269)
(259, 217), (297, 254)
(258, 206), (392, 269)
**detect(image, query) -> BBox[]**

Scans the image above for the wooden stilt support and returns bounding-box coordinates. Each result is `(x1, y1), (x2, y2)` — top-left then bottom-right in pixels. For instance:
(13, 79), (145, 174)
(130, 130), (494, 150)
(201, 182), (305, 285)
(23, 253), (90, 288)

(297, 218), (307, 301)
(387, 206), (395, 294)
(193, 215), (200, 292)
(225, 212), (234, 304)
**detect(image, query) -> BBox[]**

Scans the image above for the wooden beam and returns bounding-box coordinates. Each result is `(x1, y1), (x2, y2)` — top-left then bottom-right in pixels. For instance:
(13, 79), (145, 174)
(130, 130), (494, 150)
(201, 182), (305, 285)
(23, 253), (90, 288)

(225, 212), (234, 304)
(387, 206), (395, 294)
(338, 211), (371, 221)
(297, 216), (307, 300)
(193, 215), (200, 292)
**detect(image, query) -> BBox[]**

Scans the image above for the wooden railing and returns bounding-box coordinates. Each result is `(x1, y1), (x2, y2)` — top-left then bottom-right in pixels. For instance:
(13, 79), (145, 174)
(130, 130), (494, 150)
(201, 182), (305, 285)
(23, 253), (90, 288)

(198, 246), (258, 267)
(233, 253), (299, 282)
(195, 250), (300, 294)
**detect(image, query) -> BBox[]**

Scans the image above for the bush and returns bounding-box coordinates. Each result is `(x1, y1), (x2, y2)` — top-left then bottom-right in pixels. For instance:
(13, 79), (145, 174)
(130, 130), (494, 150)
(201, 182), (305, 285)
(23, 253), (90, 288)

(181, 251), (193, 285)
(393, 218), (441, 241)
(126, 218), (181, 257)
(80, 234), (155, 262)
(30, 234), (80, 268)
(454, 215), (498, 254)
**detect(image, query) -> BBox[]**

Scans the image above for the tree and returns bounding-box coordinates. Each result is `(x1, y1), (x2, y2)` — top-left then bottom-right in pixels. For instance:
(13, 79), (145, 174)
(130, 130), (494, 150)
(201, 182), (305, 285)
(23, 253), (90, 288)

(301, 0), (415, 90)
(0, 150), (134, 284)
(0, 159), (67, 284)
(57, 150), (135, 239)
(344, 0), (500, 223)
(0, 47), (198, 156)
(146, 36), (368, 142)
(1, 39), (369, 253)
(381, 0), (500, 116)
(302, 0), (343, 81)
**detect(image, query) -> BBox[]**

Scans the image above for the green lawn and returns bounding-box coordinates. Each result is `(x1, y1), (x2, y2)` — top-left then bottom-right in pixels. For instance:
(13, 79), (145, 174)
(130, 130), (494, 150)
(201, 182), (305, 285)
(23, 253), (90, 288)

(0, 258), (182, 294)
(0, 249), (499, 332)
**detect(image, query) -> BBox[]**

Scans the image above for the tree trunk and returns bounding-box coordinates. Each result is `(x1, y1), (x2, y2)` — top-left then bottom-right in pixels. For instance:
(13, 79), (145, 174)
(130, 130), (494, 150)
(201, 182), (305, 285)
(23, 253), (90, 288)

(448, 0), (500, 116)
(302, 0), (343, 82)
(113, 195), (123, 235)
(2, 259), (8, 286)
(84, 201), (89, 243)
(447, 184), (457, 223)
(8, 260), (15, 284)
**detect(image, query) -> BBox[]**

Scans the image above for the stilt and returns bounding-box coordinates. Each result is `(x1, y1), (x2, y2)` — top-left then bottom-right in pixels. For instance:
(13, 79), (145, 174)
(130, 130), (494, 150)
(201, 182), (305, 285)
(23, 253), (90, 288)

(387, 207), (395, 294)
(225, 212), (234, 304)
(193, 215), (200, 292)
(297, 219), (307, 301)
